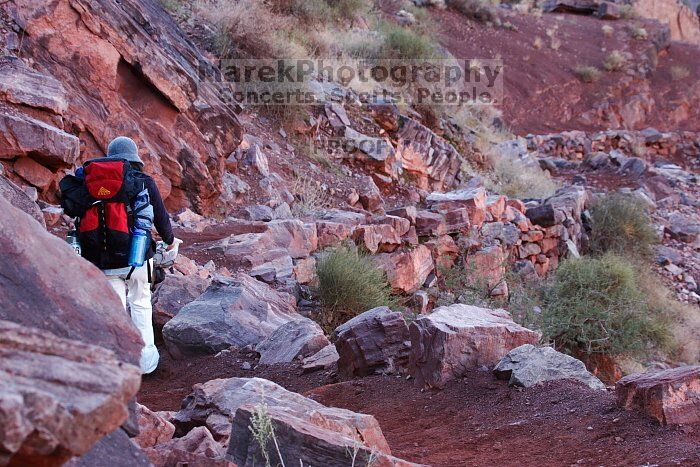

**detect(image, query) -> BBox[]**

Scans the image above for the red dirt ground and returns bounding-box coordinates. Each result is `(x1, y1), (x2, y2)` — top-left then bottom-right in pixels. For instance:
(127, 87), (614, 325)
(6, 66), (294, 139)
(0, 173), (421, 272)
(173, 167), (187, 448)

(139, 349), (700, 466)
(431, 8), (700, 134)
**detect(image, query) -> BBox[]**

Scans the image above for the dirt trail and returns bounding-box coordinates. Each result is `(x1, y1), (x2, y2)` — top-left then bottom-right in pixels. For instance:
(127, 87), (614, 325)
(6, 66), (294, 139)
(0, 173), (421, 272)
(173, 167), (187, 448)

(139, 350), (699, 467)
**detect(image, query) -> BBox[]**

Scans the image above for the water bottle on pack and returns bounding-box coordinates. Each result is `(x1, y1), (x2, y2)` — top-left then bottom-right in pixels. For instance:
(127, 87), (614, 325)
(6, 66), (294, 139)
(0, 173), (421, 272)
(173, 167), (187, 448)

(128, 187), (154, 268)
(128, 228), (149, 267)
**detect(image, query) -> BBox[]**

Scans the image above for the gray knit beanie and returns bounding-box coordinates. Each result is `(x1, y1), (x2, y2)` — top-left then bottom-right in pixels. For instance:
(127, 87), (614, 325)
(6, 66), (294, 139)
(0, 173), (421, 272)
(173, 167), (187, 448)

(107, 136), (143, 166)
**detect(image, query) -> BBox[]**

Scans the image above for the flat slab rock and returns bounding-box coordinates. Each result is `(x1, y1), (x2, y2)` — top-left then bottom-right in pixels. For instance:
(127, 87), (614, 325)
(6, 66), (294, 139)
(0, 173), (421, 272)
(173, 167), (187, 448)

(162, 273), (301, 358)
(0, 320), (141, 465)
(616, 366), (700, 425)
(334, 306), (411, 378)
(494, 344), (605, 390)
(409, 304), (541, 388)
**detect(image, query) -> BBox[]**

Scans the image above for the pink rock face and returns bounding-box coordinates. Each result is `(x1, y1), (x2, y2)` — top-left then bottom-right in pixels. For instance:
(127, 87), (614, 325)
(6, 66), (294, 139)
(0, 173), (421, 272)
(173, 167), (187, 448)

(134, 404), (176, 449)
(463, 245), (507, 291)
(222, 220), (318, 266)
(334, 307), (411, 378)
(375, 245), (435, 293)
(415, 210), (447, 236)
(316, 220), (355, 248)
(8, 0), (241, 214)
(352, 224), (401, 254)
(393, 117), (463, 192)
(0, 112), (79, 165)
(144, 426), (230, 467)
(0, 320), (141, 465)
(616, 366), (700, 425)
(230, 404), (425, 467)
(409, 304), (541, 388)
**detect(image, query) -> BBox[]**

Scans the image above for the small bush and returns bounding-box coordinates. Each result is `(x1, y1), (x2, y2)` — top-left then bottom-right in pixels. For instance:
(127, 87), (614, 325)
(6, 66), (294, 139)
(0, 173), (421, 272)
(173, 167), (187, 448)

(603, 50), (626, 71)
(315, 246), (394, 330)
(269, 0), (332, 25)
(541, 254), (669, 356)
(290, 175), (329, 217)
(379, 22), (437, 59)
(589, 193), (657, 256)
(602, 24), (614, 37)
(485, 151), (558, 199)
(618, 4), (638, 19)
(628, 24), (648, 40)
(448, 0), (498, 23)
(574, 65), (601, 83)
(670, 65), (690, 81)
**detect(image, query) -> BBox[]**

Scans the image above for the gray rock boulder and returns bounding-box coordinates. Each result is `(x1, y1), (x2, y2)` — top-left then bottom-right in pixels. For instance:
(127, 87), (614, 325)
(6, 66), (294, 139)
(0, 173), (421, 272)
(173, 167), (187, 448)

(256, 318), (330, 365)
(409, 304), (541, 388)
(162, 274), (302, 359)
(302, 344), (340, 372)
(334, 306), (411, 378)
(0, 195), (142, 366)
(152, 274), (211, 329)
(493, 344), (605, 390)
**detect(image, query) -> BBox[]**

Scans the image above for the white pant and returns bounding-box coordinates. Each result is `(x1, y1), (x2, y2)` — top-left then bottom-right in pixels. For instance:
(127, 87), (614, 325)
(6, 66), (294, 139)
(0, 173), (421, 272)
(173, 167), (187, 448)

(106, 261), (159, 374)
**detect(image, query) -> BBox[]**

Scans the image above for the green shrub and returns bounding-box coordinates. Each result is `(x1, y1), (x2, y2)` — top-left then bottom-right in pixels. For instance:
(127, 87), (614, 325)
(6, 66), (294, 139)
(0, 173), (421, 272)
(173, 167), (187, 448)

(603, 50), (626, 71)
(573, 65), (601, 83)
(540, 254), (669, 356)
(484, 151), (558, 199)
(379, 22), (437, 59)
(628, 24), (648, 40)
(315, 246), (394, 330)
(589, 193), (657, 256)
(448, 0), (498, 24)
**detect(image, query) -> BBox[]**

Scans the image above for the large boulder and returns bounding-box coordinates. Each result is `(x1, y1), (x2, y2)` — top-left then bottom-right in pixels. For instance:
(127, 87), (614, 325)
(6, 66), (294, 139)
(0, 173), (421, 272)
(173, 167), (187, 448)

(162, 274), (302, 358)
(174, 377), (391, 450)
(409, 304), (541, 388)
(152, 274), (211, 329)
(0, 195), (142, 365)
(256, 318), (330, 365)
(229, 404), (424, 467)
(190, 378), (421, 467)
(616, 366), (700, 425)
(334, 307), (411, 378)
(0, 320), (141, 465)
(493, 344), (605, 390)
(218, 220), (318, 267)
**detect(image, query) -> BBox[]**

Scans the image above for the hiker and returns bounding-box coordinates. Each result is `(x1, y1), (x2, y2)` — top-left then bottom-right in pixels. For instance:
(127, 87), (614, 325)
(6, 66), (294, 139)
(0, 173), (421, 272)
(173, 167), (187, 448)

(60, 136), (176, 375)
